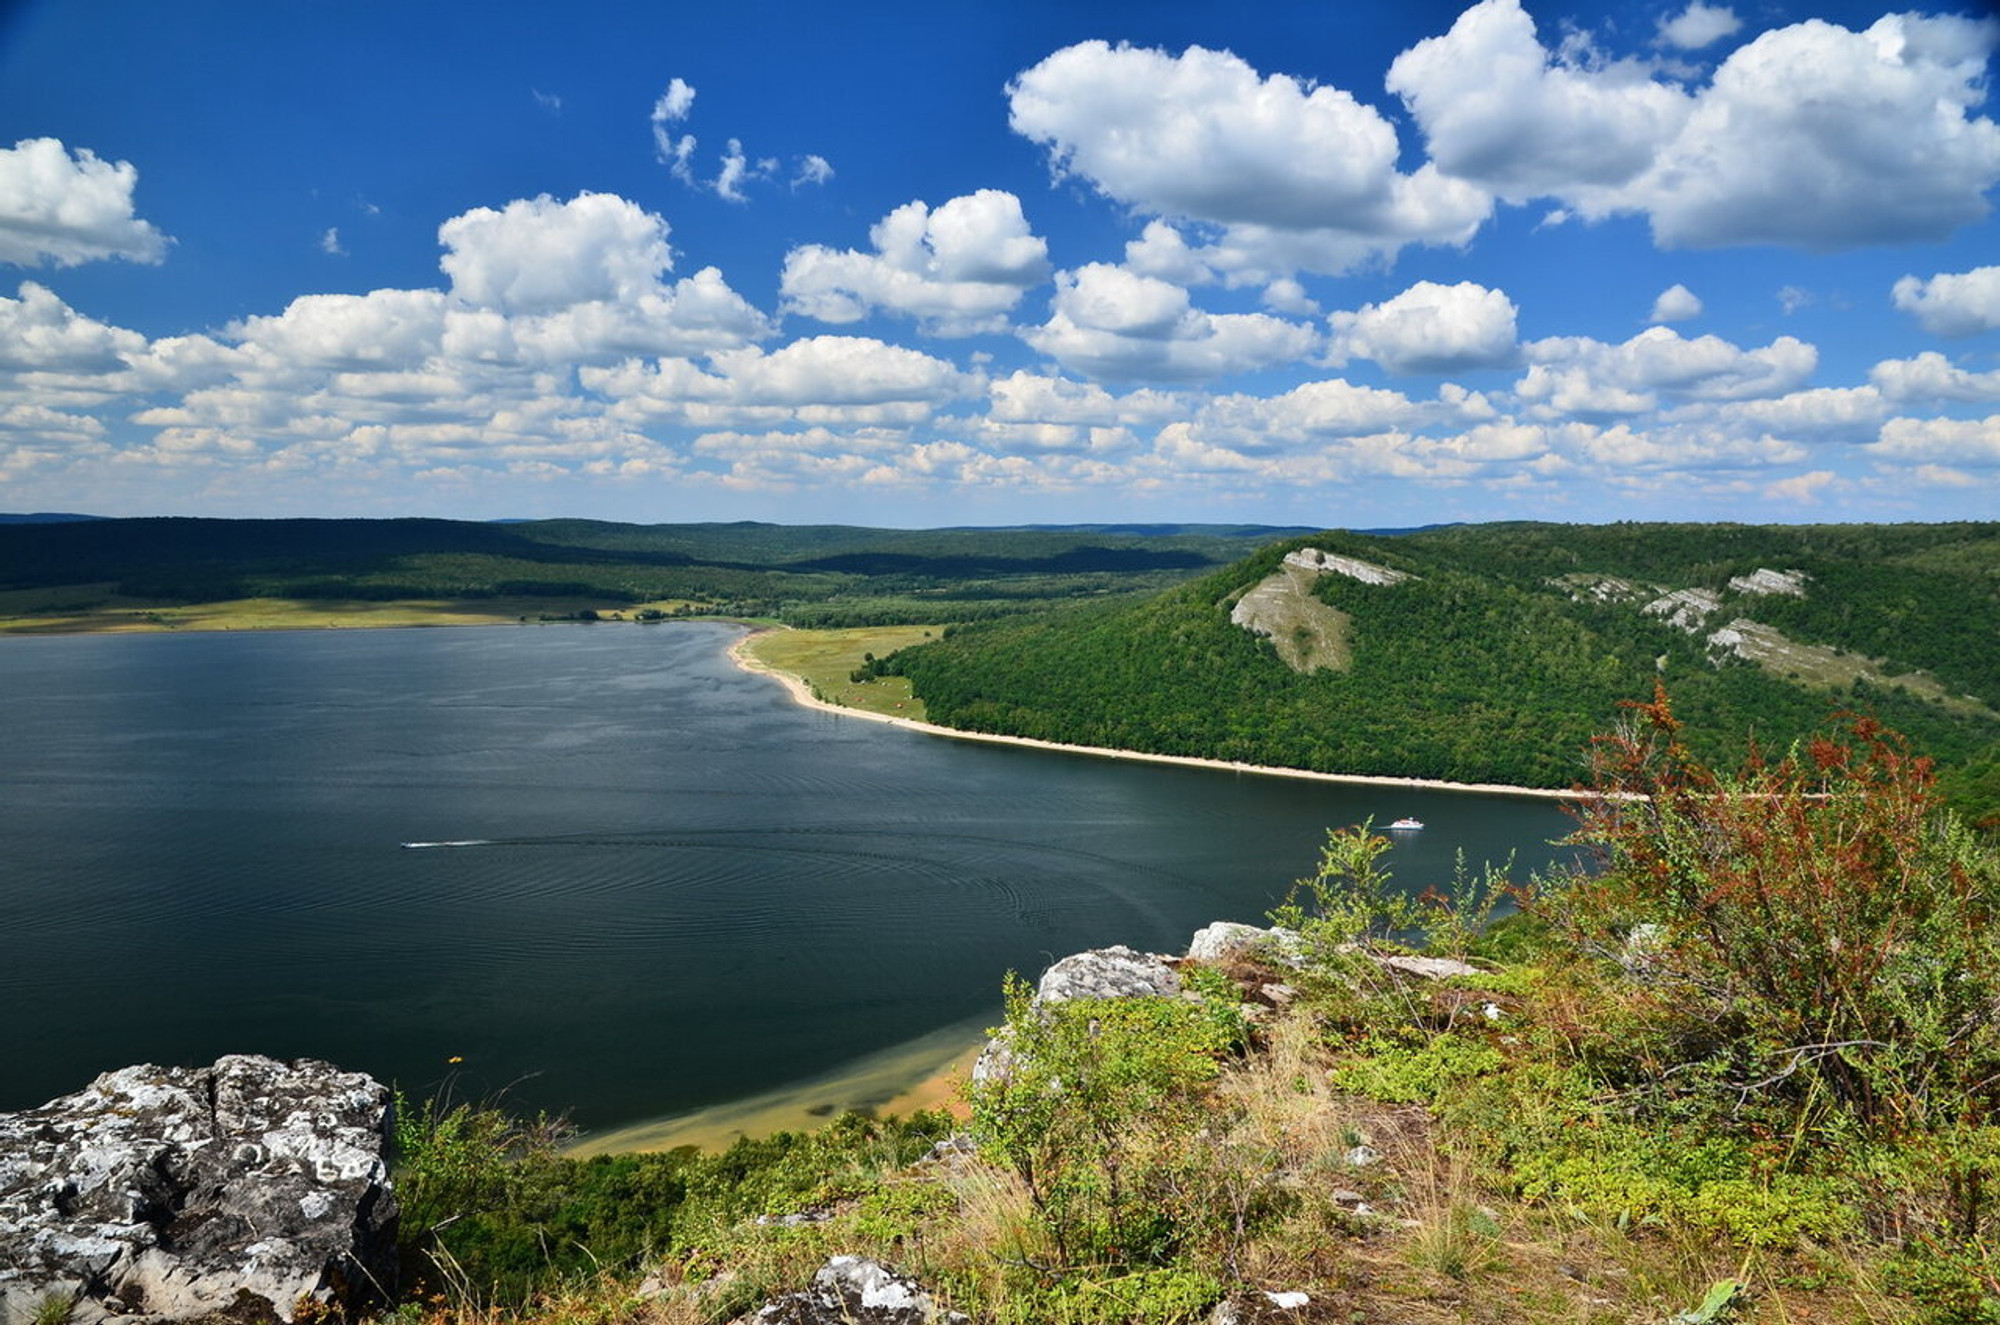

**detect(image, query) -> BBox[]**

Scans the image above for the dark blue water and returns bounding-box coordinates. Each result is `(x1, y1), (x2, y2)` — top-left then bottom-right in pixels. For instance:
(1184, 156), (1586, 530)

(0, 623), (1576, 1134)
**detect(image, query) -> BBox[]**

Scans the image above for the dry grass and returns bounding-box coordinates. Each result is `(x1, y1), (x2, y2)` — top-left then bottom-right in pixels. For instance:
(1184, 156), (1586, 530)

(372, 990), (1925, 1325)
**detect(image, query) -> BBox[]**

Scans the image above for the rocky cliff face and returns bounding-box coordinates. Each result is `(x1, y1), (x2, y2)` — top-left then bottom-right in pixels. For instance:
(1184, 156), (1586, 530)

(0, 1055), (398, 1325)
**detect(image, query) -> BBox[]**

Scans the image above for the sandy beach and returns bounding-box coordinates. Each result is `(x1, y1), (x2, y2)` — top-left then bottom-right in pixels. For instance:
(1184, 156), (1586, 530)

(569, 1018), (983, 1157)
(728, 625), (1591, 804)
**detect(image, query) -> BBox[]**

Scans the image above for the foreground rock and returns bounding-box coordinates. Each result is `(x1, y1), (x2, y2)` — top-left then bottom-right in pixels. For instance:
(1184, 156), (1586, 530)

(731, 1255), (967, 1325)
(971, 945), (1180, 1083)
(0, 1055), (397, 1324)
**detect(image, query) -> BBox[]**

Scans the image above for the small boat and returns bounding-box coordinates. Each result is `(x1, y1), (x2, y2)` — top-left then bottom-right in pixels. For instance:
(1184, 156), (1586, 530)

(1386, 817), (1424, 831)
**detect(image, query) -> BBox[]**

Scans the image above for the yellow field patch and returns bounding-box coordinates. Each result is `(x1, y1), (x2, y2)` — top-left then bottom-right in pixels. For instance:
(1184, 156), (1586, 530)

(741, 624), (939, 719)
(0, 593), (709, 635)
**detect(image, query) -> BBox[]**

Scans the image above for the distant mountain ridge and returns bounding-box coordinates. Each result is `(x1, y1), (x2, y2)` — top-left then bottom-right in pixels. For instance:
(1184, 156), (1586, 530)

(0, 515), (1295, 630)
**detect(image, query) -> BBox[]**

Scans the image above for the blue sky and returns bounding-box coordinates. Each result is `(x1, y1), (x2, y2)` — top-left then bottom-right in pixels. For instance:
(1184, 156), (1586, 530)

(2, 0), (1996, 527)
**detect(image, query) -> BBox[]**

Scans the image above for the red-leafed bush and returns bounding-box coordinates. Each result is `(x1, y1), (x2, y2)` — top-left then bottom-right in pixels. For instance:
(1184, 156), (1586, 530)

(1543, 684), (2000, 1235)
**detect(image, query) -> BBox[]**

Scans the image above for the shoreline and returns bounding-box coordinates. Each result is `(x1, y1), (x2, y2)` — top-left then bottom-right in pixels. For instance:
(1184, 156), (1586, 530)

(728, 625), (1589, 804)
(569, 1017), (984, 1157)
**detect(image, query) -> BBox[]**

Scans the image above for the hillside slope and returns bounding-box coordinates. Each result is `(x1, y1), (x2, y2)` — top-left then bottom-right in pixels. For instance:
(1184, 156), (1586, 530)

(879, 522), (2000, 813)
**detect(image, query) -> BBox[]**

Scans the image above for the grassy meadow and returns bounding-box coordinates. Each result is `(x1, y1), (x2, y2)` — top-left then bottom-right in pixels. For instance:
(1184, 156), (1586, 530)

(740, 624), (938, 719)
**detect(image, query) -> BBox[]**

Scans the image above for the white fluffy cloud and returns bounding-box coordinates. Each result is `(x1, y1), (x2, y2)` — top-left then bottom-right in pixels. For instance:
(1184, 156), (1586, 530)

(1667, 387), (1888, 443)
(1519, 327), (1816, 416)
(1391, 2), (2000, 250)
(1638, 14), (2000, 248)
(0, 282), (148, 371)
(1008, 41), (1489, 277)
(985, 371), (1188, 428)
(586, 335), (981, 433)
(440, 193), (674, 313)
(231, 289), (447, 374)
(1649, 284), (1702, 323)
(1658, 2), (1742, 51)
(0, 138), (170, 268)
(429, 193), (768, 361)
(1021, 264), (1317, 382)
(780, 191), (1050, 335)
(1389, 1), (1693, 204)
(1869, 414), (2000, 465)
(1325, 281), (1519, 375)
(1870, 351), (2000, 403)
(1893, 266), (2000, 337)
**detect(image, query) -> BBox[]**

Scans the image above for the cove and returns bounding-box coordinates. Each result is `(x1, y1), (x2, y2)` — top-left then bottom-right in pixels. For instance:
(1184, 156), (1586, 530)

(0, 622), (1577, 1141)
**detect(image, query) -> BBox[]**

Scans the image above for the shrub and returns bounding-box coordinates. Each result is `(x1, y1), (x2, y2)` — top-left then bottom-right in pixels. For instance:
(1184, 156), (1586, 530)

(970, 974), (1242, 1268)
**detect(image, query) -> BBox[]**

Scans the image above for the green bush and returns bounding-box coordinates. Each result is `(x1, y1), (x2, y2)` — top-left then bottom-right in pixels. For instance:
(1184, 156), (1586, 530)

(971, 974), (1243, 1268)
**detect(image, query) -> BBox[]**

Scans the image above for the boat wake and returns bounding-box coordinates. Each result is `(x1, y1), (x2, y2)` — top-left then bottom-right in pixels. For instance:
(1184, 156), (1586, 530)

(399, 839), (493, 849)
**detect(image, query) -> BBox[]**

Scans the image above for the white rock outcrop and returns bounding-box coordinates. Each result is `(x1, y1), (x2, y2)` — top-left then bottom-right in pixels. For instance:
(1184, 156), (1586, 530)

(1643, 587), (1723, 632)
(0, 1055), (397, 1325)
(1282, 548), (1411, 586)
(732, 1255), (968, 1325)
(1727, 567), (1808, 597)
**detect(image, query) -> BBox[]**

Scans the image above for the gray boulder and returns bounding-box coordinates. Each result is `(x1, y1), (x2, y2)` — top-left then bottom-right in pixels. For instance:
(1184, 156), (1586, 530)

(732, 1255), (967, 1325)
(972, 946), (1181, 1084)
(1036, 945), (1180, 1002)
(1187, 922), (1305, 967)
(0, 1055), (397, 1325)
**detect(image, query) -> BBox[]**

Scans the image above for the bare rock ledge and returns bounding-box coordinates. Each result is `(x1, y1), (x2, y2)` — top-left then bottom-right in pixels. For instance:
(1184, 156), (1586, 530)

(0, 1055), (398, 1325)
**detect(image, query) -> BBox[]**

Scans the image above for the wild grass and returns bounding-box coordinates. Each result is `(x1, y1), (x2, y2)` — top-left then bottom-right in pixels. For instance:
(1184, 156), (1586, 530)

(739, 624), (939, 719)
(366, 698), (1999, 1325)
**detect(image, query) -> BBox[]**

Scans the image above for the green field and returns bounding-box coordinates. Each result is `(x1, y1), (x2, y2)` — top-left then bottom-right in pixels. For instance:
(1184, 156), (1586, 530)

(741, 624), (938, 719)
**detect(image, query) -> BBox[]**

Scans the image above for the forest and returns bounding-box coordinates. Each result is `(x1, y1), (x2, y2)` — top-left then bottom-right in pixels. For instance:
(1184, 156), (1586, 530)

(871, 522), (2000, 822)
(0, 516), (1309, 626)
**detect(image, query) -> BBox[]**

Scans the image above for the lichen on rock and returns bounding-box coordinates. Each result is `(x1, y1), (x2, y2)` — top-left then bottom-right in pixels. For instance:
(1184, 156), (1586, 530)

(0, 1055), (397, 1325)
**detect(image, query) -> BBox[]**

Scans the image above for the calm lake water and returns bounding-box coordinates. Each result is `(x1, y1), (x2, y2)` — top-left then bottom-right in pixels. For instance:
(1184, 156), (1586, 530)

(0, 623), (1577, 1138)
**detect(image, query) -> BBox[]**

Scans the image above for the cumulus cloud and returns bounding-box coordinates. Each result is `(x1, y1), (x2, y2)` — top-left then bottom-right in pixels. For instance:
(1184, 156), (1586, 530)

(0, 138), (170, 268)
(1123, 222), (1214, 286)
(1519, 326), (1816, 416)
(781, 191), (1050, 335)
(586, 335), (980, 433)
(230, 289), (448, 374)
(0, 282), (149, 372)
(1325, 281), (1519, 375)
(1870, 351), (2000, 403)
(1893, 266), (2000, 337)
(985, 371), (1189, 429)
(1638, 14), (2000, 248)
(1389, 0), (1693, 204)
(320, 227), (345, 257)
(1007, 41), (1489, 277)
(1650, 284), (1702, 323)
(1681, 387), (1888, 441)
(1021, 264), (1318, 382)
(1658, 2), (1742, 51)
(793, 155), (834, 188)
(441, 192), (676, 312)
(1869, 414), (2000, 465)
(1390, 2), (2000, 249)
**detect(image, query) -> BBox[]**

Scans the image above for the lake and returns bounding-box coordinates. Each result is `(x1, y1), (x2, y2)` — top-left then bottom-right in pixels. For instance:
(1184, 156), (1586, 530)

(0, 622), (1577, 1141)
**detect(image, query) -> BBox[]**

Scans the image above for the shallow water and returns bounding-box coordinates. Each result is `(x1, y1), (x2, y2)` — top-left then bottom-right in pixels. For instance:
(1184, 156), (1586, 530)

(0, 622), (1576, 1139)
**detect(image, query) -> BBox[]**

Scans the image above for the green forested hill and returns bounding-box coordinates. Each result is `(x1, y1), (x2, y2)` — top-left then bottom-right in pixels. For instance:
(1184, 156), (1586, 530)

(877, 522), (2000, 817)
